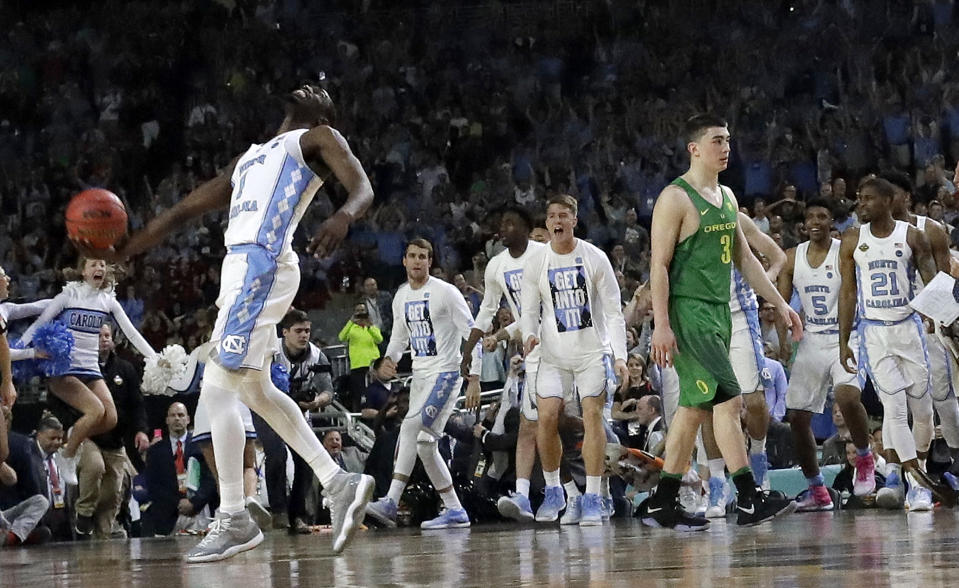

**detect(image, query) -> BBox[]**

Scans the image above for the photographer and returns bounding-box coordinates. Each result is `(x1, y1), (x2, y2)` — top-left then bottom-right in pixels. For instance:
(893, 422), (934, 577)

(338, 301), (383, 411)
(257, 309), (334, 534)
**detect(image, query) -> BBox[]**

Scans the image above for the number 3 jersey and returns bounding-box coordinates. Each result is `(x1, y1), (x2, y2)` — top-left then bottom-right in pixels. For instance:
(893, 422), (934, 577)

(794, 238), (842, 333)
(854, 220), (916, 323)
(386, 276), (481, 376)
(519, 239), (627, 366)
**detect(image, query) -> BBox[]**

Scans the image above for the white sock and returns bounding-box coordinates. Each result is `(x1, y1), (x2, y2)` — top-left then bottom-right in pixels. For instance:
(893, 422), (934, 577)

(749, 436), (766, 455)
(386, 419), (420, 503)
(440, 488), (463, 511)
(201, 382), (246, 514)
(544, 469), (561, 488)
(237, 370), (340, 486)
(585, 476), (601, 496)
(887, 462), (901, 478)
(387, 479), (406, 504)
(600, 476), (611, 498)
(516, 478), (531, 497)
(563, 480), (582, 498)
(708, 458), (726, 481)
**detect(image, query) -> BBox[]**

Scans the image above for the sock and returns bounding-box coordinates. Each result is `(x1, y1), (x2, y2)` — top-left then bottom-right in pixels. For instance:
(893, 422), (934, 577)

(202, 382), (247, 514)
(516, 478), (531, 497)
(387, 419), (420, 503)
(237, 370), (340, 487)
(806, 473), (825, 488)
(563, 480), (582, 498)
(652, 472), (682, 505)
(856, 447), (872, 458)
(731, 467), (757, 501)
(440, 488), (463, 511)
(585, 476), (601, 496)
(544, 469), (561, 488)
(708, 458), (726, 481)
(600, 476), (611, 498)
(749, 436), (767, 455)
(887, 462), (901, 479)
(387, 479), (406, 504)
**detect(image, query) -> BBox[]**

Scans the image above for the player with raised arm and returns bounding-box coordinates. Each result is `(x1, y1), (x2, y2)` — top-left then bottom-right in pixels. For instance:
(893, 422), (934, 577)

(85, 84), (376, 561)
(778, 199), (874, 512)
(365, 238), (482, 529)
(642, 114), (801, 531)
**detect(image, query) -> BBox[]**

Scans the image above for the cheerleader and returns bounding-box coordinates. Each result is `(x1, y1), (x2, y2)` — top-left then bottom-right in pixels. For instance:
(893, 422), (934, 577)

(0, 265), (52, 407)
(22, 258), (157, 484)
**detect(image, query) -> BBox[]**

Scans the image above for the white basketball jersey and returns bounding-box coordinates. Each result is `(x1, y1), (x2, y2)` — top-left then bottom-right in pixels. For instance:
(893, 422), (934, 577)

(224, 129), (325, 256)
(474, 241), (546, 332)
(854, 221), (915, 322)
(729, 268), (758, 315)
(793, 239), (842, 333)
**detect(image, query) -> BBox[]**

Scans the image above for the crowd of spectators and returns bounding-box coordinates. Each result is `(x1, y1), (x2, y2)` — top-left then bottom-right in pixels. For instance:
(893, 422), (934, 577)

(5, 0), (959, 541)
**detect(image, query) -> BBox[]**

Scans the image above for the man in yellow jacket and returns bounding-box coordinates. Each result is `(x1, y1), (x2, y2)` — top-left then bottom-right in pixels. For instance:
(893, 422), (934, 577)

(339, 302), (383, 411)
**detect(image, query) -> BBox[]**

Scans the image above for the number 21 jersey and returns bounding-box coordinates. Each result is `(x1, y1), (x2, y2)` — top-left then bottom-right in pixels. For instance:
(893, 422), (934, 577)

(854, 221), (915, 322)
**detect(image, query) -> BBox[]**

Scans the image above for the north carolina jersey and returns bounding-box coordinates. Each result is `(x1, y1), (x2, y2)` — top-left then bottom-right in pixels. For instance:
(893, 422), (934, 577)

(22, 282), (156, 377)
(225, 129), (325, 257)
(794, 239), (842, 333)
(386, 277), (481, 376)
(854, 221), (915, 322)
(520, 239), (627, 366)
(729, 269), (758, 316)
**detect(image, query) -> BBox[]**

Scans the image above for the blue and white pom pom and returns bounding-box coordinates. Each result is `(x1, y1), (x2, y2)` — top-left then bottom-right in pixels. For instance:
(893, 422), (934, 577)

(10, 339), (40, 381)
(142, 344), (189, 396)
(271, 363), (290, 393)
(34, 322), (75, 377)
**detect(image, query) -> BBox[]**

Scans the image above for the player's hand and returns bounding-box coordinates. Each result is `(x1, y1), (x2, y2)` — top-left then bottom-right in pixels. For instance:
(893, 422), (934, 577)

(778, 303), (804, 342)
(614, 358), (629, 393)
(464, 376), (481, 410)
(134, 432), (150, 453)
(307, 209), (352, 258)
(840, 344), (857, 374)
(650, 326), (678, 368)
(34, 349), (50, 360)
(0, 380), (15, 408)
(73, 237), (129, 263)
(460, 354), (473, 378)
(524, 335), (539, 357)
(473, 423), (485, 439)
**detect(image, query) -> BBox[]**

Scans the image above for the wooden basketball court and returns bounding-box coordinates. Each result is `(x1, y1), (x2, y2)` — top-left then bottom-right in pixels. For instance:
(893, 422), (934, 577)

(2, 510), (956, 586)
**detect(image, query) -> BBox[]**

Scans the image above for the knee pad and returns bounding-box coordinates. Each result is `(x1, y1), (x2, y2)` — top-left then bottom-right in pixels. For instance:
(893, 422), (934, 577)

(416, 430), (438, 450)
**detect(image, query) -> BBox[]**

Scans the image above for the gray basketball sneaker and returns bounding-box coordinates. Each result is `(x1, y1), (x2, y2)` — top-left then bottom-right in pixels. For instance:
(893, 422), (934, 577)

(185, 510), (263, 563)
(325, 471), (375, 554)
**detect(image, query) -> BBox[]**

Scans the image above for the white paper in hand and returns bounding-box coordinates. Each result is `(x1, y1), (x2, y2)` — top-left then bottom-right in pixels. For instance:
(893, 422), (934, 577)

(909, 271), (959, 326)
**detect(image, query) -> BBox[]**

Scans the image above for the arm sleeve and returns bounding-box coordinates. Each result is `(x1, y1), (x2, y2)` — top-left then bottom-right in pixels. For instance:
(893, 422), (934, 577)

(504, 321), (522, 338)
(369, 325), (383, 344)
(446, 285), (483, 375)
(20, 294), (66, 345)
(593, 248), (628, 361)
(473, 261), (503, 333)
(519, 253), (544, 341)
(111, 299), (157, 360)
(4, 299), (52, 322)
(9, 348), (36, 361)
(338, 321), (354, 342)
(384, 293), (409, 363)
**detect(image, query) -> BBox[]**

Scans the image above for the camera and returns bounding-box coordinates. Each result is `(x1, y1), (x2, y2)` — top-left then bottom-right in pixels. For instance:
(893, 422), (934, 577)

(288, 363), (332, 404)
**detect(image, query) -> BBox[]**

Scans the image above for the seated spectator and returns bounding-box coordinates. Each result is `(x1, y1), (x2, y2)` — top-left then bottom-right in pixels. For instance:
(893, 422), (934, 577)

(628, 396), (665, 453)
(832, 442), (886, 508)
(453, 273), (483, 317)
(322, 430), (366, 474)
(0, 407), (52, 546)
(365, 388), (410, 498)
(142, 402), (217, 536)
(611, 354), (656, 427)
(361, 357), (397, 423)
(820, 402), (851, 466)
(34, 415), (70, 541)
(338, 302), (383, 411)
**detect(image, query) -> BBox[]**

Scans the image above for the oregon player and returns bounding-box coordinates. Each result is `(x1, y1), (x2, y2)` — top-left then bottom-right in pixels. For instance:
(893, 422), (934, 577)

(642, 113), (802, 531)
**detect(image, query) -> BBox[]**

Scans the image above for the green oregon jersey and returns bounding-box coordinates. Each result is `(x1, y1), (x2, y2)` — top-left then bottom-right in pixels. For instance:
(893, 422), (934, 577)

(668, 177), (738, 303)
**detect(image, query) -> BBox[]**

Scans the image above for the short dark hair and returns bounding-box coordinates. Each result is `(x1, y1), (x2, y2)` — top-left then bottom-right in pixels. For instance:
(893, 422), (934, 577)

(546, 194), (578, 217)
(860, 177), (896, 200)
(684, 113), (728, 144)
(284, 84), (337, 126)
(804, 198), (834, 217)
(646, 395), (662, 415)
(501, 206), (534, 231)
(405, 238), (434, 259)
(880, 170), (913, 194)
(37, 413), (63, 432)
(281, 309), (311, 330)
(372, 356), (388, 371)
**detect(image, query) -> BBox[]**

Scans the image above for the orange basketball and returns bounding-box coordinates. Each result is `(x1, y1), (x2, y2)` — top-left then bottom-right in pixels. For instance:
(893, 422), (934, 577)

(65, 189), (128, 250)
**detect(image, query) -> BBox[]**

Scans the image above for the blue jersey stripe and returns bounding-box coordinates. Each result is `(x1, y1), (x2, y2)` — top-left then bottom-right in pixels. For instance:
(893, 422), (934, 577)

(255, 154), (313, 253)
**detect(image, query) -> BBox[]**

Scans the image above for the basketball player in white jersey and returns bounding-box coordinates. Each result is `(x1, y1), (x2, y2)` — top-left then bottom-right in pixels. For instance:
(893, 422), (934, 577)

(778, 199), (874, 511)
(702, 212), (783, 518)
(92, 85), (376, 561)
(838, 177), (954, 509)
(520, 194), (629, 527)
(365, 238), (482, 529)
(460, 206), (546, 522)
(883, 171), (959, 480)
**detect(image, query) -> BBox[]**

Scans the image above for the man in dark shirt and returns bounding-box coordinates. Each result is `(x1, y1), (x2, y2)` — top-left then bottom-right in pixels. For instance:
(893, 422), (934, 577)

(0, 407), (52, 546)
(73, 324), (150, 538)
(360, 357), (396, 424)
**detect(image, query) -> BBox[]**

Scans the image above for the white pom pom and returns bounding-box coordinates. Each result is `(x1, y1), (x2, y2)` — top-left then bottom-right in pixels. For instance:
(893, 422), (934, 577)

(142, 344), (189, 396)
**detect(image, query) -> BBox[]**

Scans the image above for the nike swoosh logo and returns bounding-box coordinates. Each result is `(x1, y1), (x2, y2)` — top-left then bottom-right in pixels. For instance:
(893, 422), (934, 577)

(647, 506), (663, 513)
(700, 209), (708, 216)
(738, 505), (755, 514)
